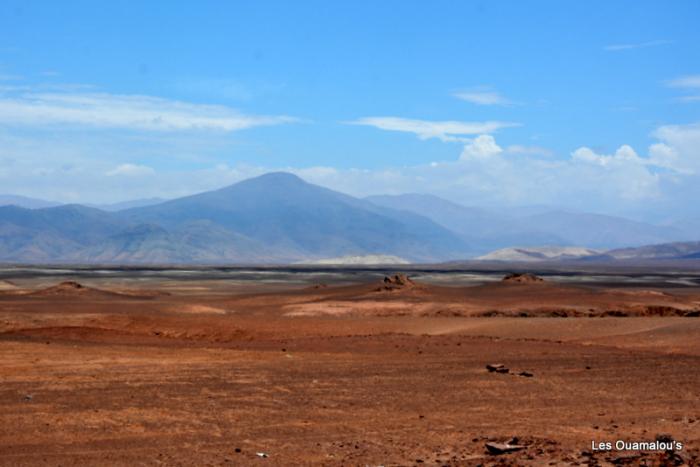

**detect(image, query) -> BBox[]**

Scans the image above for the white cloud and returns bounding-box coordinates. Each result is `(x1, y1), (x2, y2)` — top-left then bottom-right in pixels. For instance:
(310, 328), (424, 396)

(666, 75), (700, 89)
(106, 163), (155, 177)
(571, 144), (642, 166)
(349, 117), (519, 142)
(460, 135), (503, 160)
(667, 75), (700, 103)
(0, 91), (298, 132)
(649, 122), (700, 174)
(570, 145), (659, 200)
(454, 88), (511, 106)
(604, 40), (673, 51)
(504, 144), (554, 157)
(677, 95), (700, 103)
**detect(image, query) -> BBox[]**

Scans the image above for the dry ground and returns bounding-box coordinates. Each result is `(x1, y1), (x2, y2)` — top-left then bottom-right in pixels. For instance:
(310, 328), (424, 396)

(0, 274), (699, 466)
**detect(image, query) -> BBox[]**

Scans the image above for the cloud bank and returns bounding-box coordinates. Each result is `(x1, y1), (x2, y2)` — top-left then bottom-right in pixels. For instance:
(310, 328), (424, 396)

(348, 117), (519, 142)
(604, 40), (673, 52)
(454, 87), (512, 106)
(0, 91), (297, 132)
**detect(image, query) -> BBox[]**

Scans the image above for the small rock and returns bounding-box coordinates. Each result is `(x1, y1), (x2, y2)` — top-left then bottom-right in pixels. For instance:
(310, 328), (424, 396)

(486, 363), (508, 373)
(256, 452), (268, 458)
(234, 448), (241, 453)
(609, 453), (641, 464)
(485, 442), (526, 455)
(518, 371), (534, 377)
(655, 433), (674, 443)
(23, 394), (33, 401)
(666, 450), (691, 465)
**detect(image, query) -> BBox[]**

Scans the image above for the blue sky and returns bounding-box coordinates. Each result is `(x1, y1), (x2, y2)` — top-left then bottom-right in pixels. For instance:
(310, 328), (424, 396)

(1, 1), (699, 220)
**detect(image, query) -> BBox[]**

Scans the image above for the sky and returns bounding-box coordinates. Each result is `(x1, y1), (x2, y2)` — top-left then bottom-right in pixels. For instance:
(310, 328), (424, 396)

(1, 0), (699, 221)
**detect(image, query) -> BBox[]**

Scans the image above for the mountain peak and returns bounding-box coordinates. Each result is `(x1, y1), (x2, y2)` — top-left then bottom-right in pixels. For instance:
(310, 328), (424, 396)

(249, 171), (305, 184)
(216, 171), (308, 194)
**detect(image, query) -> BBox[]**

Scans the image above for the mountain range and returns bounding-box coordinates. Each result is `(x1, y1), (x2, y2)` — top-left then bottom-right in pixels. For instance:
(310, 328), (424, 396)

(0, 172), (698, 264)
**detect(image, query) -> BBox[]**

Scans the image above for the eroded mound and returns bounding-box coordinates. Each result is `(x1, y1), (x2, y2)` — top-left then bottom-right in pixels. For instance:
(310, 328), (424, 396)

(376, 273), (418, 292)
(28, 281), (161, 299)
(37, 281), (90, 295)
(502, 273), (545, 283)
(0, 280), (18, 290)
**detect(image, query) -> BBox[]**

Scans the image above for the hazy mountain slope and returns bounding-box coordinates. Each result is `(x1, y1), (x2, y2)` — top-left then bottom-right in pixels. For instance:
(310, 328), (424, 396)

(0, 205), (124, 261)
(3, 173), (692, 264)
(299, 254), (410, 265)
(366, 194), (686, 251)
(477, 246), (601, 262)
(603, 241), (700, 260)
(122, 172), (470, 261)
(366, 194), (567, 250)
(67, 221), (281, 264)
(515, 211), (682, 248)
(666, 217), (700, 240)
(1, 174), (471, 263)
(366, 194), (505, 235)
(0, 205), (123, 244)
(0, 222), (81, 261)
(0, 194), (61, 209)
(91, 198), (166, 212)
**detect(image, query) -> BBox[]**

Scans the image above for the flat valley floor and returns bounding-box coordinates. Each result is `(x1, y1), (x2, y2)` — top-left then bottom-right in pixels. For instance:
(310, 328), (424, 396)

(0, 267), (699, 466)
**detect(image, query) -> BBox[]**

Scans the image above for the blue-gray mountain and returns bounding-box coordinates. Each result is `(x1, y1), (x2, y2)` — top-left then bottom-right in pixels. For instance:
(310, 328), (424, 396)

(0, 173), (470, 263)
(0, 194), (61, 210)
(365, 194), (690, 250)
(0, 173), (697, 264)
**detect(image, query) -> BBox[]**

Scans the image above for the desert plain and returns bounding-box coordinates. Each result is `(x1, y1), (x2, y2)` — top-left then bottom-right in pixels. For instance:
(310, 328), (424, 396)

(0, 266), (699, 466)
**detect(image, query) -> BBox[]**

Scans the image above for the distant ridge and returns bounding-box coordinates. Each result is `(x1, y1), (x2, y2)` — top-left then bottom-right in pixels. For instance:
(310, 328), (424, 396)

(91, 198), (166, 212)
(1, 173), (698, 265)
(366, 194), (683, 251)
(0, 172), (470, 264)
(602, 241), (700, 260)
(477, 246), (601, 262)
(299, 255), (410, 265)
(0, 194), (61, 209)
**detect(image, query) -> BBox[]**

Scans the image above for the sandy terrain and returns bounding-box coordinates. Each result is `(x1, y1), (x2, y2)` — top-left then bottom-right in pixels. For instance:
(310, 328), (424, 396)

(0, 272), (698, 466)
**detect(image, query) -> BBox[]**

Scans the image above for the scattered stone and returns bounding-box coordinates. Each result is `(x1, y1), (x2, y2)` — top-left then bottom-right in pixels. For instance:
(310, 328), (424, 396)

(255, 452), (268, 458)
(234, 448), (241, 453)
(608, 453), (641, 464)
(666, 450), (691, 465)
(485, 442), (526, 455)
(23, 394), (33, 401)
(486, 363), (509, 373)
(518, 371), (534, 378)
(502, 273), (545, 283)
